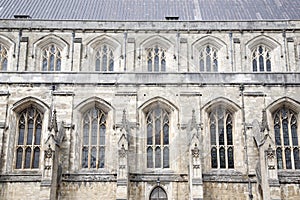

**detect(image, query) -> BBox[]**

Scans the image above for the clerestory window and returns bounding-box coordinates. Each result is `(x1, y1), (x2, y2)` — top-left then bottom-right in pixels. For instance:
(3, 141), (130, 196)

(42, 44), (62, 71)
(95, 45), (114, 71)
(147, 46), (166, 72)
(81, 107), (106, 169)
(210, 106), (234, 169)
(0, 43), (8, 71)
(199, 45), (218, 72)
(274, 107), (300, 170)
(252, 45), (271, 72)
(146, 106), (169, 168)
(15, 106), (43, 169)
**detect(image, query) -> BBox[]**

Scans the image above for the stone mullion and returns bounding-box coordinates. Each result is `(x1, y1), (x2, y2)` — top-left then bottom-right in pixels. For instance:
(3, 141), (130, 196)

(279, 117), (286, 169)
(96, 115), (100, 168)
(88, 114), (92, 169)
(288, 115), (296, 169)
(224, 114), (228, 169)
(215, 114), (220, 168)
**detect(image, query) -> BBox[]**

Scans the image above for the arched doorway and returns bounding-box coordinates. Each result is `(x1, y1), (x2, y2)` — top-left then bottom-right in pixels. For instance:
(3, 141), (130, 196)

(150, 186), (167, 200)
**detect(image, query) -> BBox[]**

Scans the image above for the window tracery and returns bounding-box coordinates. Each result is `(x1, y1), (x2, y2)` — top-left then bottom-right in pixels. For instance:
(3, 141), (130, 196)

(0, 43), (8, 71)
(252, 45), (271, 72)
(210, 106), (234, 169)
(147, 46), (166, 72)
(146, 106), (169, 168)
(199, 45), (218, 72)
(15, 106), (43, 169)
(274, 107), (300, 169)
(42, 44), (62, 71)
(95, 45), (114, 71)
(150, 186), (168, 200)
(81, 107), (106, 169)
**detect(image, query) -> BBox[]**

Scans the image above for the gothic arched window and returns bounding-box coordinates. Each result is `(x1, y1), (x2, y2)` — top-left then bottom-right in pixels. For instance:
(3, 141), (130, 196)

(150, 186), (168, 200)
(252, 45), (271, 72)
(147, 46), (166, 72)
(0, 43), (8, 71)
(95, 45), (114, 71)
(81, 107), (106, 169)
(15, 106), (43, 169)
(42, 44), (62, 71)
(274, 107), (300, 169)
(199, 45), (218, 72)
(146, 106), (169, 168)
(210, 106), (234, 169)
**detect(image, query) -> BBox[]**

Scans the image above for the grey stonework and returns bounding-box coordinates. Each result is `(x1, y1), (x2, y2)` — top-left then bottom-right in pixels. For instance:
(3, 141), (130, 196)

(0, 19), (300, 200)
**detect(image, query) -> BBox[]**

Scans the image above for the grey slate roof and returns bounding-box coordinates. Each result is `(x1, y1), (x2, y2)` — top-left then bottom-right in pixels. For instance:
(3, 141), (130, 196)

(0, 0), (299, 21)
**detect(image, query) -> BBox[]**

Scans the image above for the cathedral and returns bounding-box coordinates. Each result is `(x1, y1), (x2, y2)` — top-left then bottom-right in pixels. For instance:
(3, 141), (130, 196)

(0, 0), (300, 199)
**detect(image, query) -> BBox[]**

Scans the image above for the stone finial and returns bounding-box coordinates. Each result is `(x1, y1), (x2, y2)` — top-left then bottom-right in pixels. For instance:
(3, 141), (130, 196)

(260, 109), (270, 132)
(48, 109), (58, 133)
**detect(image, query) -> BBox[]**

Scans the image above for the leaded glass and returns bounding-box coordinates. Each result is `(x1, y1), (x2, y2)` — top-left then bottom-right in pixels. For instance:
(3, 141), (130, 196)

(147, 46), (167, 72)
(0, 44), (8, 71)
(42, 44), (62, 71)
(252, 45), (271, 72)
(95, 45), (114, 71)
(199, 45), (218, 72)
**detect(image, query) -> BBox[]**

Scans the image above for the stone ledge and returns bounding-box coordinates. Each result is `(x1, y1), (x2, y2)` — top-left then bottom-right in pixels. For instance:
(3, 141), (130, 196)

(62, 173), (117, 182)
(203, 171), (256, 183)
(0, 174), (42, 182)
(129, 173), (188, 182)
(278, 171), (300, 183)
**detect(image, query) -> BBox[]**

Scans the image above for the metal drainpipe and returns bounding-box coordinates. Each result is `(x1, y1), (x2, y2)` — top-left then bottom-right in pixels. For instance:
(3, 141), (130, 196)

(71, 31), (75, 71)
(282, 31), (288, 71)
(16, 29), (22, 71)
(124, 31), (127, 71)
(240, 84), (253, 200)
(229, 32), (234, 71)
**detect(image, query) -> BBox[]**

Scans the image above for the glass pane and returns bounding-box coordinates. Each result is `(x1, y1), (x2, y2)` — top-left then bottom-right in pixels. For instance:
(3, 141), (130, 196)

(200, 58), (204, 71)
(99, 147), (105, 168)
(294, 148), (300, 169)
(283, 119), (289, 146)
(291, 124), (298, 146)
(42, 58), (47, 71)
(147, 147), (153, 168)
(2, 58), (7, 71)
(33, 148), (40, 168)
(274, 124), (281, 145)
(163, 124), (169, 145)
(50, 54), (54, 71)
(83, 124), (89, 145)
(161, 59), (166, 72)
(259, 55), (264, 71)
(34, 124), (42, 145)
(266, 59), (271, 71)
(219, 147), (225, 168)
(147, 123), (153, 145)
(155, 118), (161, 145)
(91, 147), (97, 168)
(154, 55), (159, 71)
(109, 58), (114, 71)
(16, 147), (23, 169)
(18, 124), (25, 145)
(82, 147), (88, 168)
(276, 148), (283, 169)
(285, 148), (292, 169)
(213, 58), (218, 72)
(100, 124), (105, 145)
(253, 59), (257, 71)
(211, 147), (217, 168)
(150, 187), (167, 199)
(155, 147), (161, 168)
(95, 58), (100, 71)
(228, 147), (234, 168)
(27, 120), (34, 145)
(148, 59), (152, 71)
(218, 118), (224, 145)
(56, 58), (61, 71)
(25, 148), (31, 168)
(91, 119), (97, 145)
(102, 55), (107, 71)
(226, 124), (233, 145)
(206, 52), (211, 71)
(210, 123), (216, 145)
(163, 147), (169, 168)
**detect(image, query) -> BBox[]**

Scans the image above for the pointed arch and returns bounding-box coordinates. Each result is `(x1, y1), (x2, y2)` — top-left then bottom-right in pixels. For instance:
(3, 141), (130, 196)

(139, 96), (178, 114)
(87, 35), (121, 51)
(75, 96), (114, 114)
(33, 34), (70, 56)
(12, 96), (50, 114)
(266, 97), (300, 114)
(203, 97), (241, 113)
(0, 34), (16, 71)
(192, 35), (227, 52)
(149, 186), (168, 200)
(246, 35), (281, 52)
(140, 35), (173, 50)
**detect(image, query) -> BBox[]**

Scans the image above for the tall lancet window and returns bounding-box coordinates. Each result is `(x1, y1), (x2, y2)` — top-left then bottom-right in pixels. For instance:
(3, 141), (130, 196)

(210, 106), (234, 169)
(82, 107), (106, 169)
(95, 45), (114, 71)
(199, 45), (218, 72)
(252, 45), (271, 72)
(0, 43), (8, 71)
(42, 44), (62, 71)
(15, 106), (43, 169)
(146, 106), (169, 168)
(274, 107), (300, 169)
(147, 46), (166, 72)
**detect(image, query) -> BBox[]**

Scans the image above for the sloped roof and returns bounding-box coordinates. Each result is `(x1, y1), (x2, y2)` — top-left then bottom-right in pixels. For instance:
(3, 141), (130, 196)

(0, 0), (299, 21)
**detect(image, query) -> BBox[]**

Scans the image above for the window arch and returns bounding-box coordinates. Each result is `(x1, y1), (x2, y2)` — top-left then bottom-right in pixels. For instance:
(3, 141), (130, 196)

(150, 186), (168, 200)
(209, 106), (234, 169)
(15, 106), (43, 169)
(42, 44), (62, 71)
(252, 45), (271, 72)
(0, 43), (8, 71)
(95, 45), (114, 71)
(147, 46), (166, 72)
(81, 106), (106, 169)
(274, 107), (300, 169)
(199, 45), (218, 72)
(146, 106), (169, 168)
